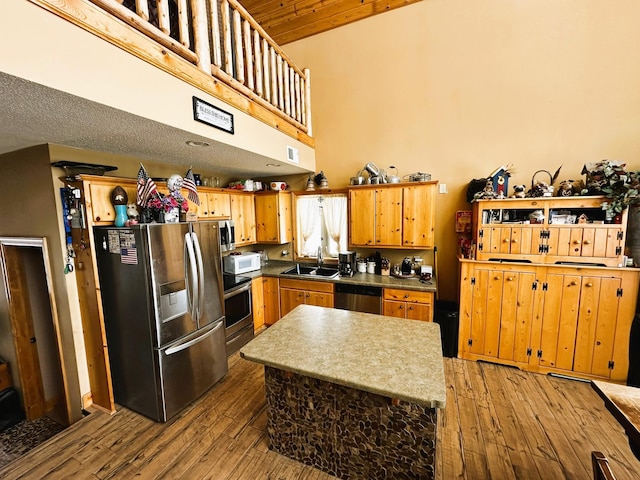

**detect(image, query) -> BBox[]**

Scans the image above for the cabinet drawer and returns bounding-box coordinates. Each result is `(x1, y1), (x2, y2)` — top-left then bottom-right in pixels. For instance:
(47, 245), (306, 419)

(279, 278), (334, 293)
(383, 288), (433, 305)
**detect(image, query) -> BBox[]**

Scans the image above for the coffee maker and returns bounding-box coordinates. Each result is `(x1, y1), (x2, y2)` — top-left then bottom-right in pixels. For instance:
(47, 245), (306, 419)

(338, 251), (356, 277)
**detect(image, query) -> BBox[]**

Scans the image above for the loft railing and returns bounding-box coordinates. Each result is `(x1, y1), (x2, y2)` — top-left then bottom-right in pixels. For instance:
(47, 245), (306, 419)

(91, 0), (312, 135)
(30, 0), (312, 139)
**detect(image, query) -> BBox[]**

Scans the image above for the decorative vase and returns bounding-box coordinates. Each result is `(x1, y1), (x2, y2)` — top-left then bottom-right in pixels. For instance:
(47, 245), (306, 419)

(114, 204), (128, 227)
(140, 207), (153, 224)
(154, 209), (165, 223)
(165, 207), (180, 223)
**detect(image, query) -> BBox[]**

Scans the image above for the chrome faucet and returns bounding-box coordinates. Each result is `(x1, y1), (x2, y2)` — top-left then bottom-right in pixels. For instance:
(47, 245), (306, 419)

(317, 246), (323, 268)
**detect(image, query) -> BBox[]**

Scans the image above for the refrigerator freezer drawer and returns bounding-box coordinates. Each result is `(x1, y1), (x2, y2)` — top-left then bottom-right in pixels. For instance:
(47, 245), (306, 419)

(156, 320), (227, 421)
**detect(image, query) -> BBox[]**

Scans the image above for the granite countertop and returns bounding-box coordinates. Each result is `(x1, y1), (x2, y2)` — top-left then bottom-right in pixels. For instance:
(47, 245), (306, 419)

(240, 304), (446, 408)
(245, 260), (437, 293)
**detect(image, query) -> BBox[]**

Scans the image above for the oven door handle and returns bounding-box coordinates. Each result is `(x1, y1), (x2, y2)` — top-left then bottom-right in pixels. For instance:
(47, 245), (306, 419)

(224, 281), (252, 299)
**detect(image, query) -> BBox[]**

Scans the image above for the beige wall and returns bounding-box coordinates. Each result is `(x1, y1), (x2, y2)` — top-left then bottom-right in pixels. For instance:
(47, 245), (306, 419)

(0, 145), (84, 422)
(284, 0), (640, 301)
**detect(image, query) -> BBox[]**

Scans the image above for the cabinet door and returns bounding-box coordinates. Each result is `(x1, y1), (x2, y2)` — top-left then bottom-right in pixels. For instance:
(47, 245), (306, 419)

(191, 194), (208, 218)
(537, 273), (581, 370)
(280, 288), (305, 316)
(383, 300), (406, 319)
(230, 193), (256, 246)
(405, 303), (432, 322)
(207, 192), (231, 219)
(499, 271), (537, 363)
(402, 185), (435, 248)
(89, 183), (137, 223)
(305, 292), (334, 308)
(263, 277), (280, 325)
(255, 193), (291, 244)
(573, 276), (621, 377)
(251, 277), (265, 331)
(375, 188), (402, 246)
(349, 189), (376, 246)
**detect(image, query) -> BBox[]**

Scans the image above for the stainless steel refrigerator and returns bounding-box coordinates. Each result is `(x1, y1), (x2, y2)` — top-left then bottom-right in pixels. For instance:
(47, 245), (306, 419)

(94, 222), (228, 422)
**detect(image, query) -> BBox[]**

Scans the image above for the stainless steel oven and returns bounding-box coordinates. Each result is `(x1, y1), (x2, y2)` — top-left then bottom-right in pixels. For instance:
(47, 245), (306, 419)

(223, 275), (253, 356)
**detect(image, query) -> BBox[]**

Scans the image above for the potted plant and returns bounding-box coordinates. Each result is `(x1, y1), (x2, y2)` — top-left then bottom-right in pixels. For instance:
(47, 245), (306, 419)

(581, 160), (640, 222)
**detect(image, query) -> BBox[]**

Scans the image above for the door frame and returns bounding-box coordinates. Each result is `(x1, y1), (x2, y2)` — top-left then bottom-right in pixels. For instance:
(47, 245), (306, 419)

(0, 236), (72, 424)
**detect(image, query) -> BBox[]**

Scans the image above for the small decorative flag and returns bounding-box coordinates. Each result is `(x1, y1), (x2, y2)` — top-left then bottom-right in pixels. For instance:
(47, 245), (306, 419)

(183, 166), (200, 206)
(136, 164), (157, 206)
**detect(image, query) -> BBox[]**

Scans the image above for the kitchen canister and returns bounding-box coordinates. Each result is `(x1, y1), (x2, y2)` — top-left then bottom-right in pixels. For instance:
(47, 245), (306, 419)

(366, 261), (376, 274)
(357, 260), (367, 273)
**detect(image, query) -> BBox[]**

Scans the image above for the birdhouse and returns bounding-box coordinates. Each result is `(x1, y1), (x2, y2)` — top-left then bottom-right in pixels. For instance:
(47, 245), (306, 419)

(489, 166), (511, 199)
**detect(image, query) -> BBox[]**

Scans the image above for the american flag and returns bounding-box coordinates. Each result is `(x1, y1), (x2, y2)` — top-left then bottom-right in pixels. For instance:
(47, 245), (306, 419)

(136, 164), (157, 206)
(183, 167), (200, 206)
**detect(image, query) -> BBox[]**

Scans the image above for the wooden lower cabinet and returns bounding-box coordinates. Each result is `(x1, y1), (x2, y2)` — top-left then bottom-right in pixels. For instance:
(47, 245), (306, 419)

(383, 288), (434, 321)
(458, 259), (640, 382)
(279, 278), (334, 317)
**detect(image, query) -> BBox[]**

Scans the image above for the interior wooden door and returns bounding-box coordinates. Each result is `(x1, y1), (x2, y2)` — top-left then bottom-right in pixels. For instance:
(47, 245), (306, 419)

(2, 246), (46, 420)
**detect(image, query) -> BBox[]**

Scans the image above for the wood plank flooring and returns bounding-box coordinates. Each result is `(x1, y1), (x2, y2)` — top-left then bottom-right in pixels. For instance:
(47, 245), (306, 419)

(1, 354), (639, 479)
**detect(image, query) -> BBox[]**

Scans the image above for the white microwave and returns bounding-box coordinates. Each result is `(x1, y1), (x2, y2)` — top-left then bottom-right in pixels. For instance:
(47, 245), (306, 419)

(223, 252), (262, 274)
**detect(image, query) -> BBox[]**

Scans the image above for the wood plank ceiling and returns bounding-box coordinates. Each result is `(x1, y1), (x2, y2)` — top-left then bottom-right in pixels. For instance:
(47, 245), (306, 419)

(239, 0), (423, 45)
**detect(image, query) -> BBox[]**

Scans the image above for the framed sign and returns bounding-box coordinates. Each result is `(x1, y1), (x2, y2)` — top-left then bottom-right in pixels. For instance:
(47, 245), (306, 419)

(192, 96), (234, 134)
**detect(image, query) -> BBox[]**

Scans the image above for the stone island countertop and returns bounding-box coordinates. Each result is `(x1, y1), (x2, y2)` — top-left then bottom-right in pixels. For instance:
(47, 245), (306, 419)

(240, 304), (446, 408)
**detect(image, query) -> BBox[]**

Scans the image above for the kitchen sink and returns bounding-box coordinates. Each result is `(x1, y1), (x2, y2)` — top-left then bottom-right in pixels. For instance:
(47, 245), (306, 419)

(281, 265), (340, 279)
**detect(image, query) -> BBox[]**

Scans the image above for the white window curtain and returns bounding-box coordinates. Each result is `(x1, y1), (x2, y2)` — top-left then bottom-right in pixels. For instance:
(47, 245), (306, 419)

(297, 196), (321, 256)
(322, 195), (347, 256)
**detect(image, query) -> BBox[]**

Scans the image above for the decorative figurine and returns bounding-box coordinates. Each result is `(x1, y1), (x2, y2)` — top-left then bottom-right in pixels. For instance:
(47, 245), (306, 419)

(511, 184), (526, 198)
(125, 203), (139, 226)
(110, 185), (128, 227)
(474, 179), (498, 200)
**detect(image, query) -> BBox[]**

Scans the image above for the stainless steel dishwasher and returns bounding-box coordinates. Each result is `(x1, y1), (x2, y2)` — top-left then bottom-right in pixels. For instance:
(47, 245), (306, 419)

(334, 283), (382, 314)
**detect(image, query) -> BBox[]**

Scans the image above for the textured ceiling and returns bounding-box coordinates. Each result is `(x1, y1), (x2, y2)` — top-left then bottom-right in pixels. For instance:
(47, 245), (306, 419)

(0, 72), (311, 178)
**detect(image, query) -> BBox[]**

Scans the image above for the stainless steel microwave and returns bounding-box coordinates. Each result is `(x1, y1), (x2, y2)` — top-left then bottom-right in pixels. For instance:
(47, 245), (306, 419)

(218, 220), (235, 252)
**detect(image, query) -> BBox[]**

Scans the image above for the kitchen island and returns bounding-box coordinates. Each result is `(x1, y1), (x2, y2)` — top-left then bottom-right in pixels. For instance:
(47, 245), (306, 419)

(240, 304), (446, 479)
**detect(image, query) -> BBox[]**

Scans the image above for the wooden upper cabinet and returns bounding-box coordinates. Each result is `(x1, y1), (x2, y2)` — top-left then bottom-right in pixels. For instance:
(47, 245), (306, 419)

(375, 188), (402, 246)
(255, 191), (292, 244)
(349, 183), (437, 249)
(349, 188), (376, 246)
(193, 191), (231, 219)
(402, 184), (436, 248)
(230, 192), (256, 246)
(472, 196), (627, 267)
(86, 179), (137, 224)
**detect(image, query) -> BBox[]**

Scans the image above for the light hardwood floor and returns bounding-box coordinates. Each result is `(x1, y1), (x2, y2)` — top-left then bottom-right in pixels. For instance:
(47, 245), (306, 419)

(1, 354), (639, 479)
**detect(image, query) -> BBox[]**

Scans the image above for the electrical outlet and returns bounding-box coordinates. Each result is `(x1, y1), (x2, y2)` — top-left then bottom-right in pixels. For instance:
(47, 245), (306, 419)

(439, 184), (448, 194)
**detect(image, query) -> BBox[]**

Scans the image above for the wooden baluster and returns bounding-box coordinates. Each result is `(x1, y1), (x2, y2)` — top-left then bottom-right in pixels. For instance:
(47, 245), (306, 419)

(262, 38), (271, 101)
(157, 0), (170, 34)
(294, 72), (301, 123)
(208, 0), (222, 67)
(283, 63), (290, 116)
(190, 0), (211, 72)
(277, 55), (284, 110)
(300, 76), (306, 127)
(177, 0), (190, 48)
(254, 31), (263, 97)
(233, 9), (244, 83)
(135, 0), (149, 21)
(304, 68), (312, 135)
(270, 47), (278, 106)
(221, 0), (233, 75)
(243, 20), (254, 90)
(290, 67), (297, 121)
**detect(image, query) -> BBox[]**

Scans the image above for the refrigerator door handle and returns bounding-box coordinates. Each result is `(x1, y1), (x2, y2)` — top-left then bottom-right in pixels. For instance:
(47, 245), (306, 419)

(184, 232), (198, 320)
(191, 232), (205, 321)
(164, 320), (224, 355)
